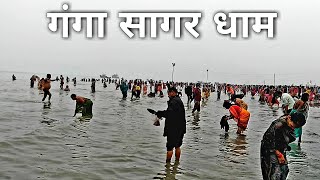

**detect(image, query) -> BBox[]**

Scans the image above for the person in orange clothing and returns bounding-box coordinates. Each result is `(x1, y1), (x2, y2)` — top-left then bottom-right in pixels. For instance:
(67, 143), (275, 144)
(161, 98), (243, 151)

(71, 94), (93, 117)
(222, 101), (250, 134)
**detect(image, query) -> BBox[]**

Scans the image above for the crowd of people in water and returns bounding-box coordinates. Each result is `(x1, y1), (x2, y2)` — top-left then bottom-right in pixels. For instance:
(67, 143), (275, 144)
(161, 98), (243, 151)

(11, 73), (320, 180)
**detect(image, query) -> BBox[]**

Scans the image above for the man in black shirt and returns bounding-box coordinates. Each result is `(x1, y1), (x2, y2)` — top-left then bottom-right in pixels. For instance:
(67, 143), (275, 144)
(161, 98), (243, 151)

(156, 87), (186, 163)
(185, 83), (193, 104)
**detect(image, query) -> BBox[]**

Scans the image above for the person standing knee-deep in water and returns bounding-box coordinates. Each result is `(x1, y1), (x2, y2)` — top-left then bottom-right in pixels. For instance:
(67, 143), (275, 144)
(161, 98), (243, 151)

(12, 74), (16, 81)
(156, 87), (186, 163)
(30, 75), (37, 88)
(192, 83), (201, 114)
(120, 81), (129, 99)
(91, 79), (96, 93)
(42, 74), (55, 102)
(131, 82), (137, 100)
(222, 100), (250, 134)
(290, 92), (309, 144)
(185, 83), (193, 104)
(60, 75), (64, 90)
(217, 84), (222, 100)
(71, 94), (93, 117)
(136, 83), (141, 98)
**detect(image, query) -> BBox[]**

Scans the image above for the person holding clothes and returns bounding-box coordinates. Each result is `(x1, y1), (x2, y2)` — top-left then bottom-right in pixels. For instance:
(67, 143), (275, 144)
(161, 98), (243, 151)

(222, 100), (250, 134)
(156, 87), (186, 163)
(260, 112), (306, 180)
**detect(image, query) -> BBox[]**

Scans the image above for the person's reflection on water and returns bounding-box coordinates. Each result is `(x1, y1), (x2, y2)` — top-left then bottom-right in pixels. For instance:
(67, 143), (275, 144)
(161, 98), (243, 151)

(154, 161), (181, 180)
(232, 135), (248, 156)
(226, 134), (248, 156)
(191, 113), (200, 130)
(164, 161), (180, 180)
(219, 133), (248, 164)
(41, 102), (56, 125)
(43, 101), (51, 110)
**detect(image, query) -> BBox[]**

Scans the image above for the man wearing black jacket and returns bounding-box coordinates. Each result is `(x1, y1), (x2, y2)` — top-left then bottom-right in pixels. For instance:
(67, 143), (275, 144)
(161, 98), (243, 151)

(185, 83), (193, 104)
(156, 87), (186, 163)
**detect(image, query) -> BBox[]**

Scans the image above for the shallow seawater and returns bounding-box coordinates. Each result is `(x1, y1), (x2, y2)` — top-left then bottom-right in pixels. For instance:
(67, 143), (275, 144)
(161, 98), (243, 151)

(0, 71), (320, 180)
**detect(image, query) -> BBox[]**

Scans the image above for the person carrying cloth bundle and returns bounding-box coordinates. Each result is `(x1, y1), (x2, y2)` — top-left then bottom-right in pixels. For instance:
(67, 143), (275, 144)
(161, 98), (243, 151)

(222, 100), (250, 134)
(71, 94), (93, 117)
(155, 87), (186, 163)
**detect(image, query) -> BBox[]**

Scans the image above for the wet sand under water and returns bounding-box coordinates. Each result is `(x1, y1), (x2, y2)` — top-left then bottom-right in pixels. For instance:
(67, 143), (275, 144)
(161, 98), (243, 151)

(1, 72), (320, 180)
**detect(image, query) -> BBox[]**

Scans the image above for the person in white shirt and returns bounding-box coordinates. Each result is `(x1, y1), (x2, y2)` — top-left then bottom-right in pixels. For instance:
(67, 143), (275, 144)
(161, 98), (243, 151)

(281, 88), (298, 115)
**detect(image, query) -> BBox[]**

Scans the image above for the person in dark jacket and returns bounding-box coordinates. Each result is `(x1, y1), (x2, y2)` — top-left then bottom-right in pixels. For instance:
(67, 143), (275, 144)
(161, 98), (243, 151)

(156, 87), (186, 163)
(120, 81), (129, 99)
(185, 83), (193, 104)
(260, 112), (306, 180)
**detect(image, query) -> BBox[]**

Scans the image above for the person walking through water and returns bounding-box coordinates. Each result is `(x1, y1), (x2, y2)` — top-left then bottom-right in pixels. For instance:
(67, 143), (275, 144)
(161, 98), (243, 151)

(260, 112), (306, 180)
(42, 74), (55, 102)
(120, 81), (129, 99)
(155, 87), (186, 163)
(71, 94), (93, 118)
(192, 83), (201, 114)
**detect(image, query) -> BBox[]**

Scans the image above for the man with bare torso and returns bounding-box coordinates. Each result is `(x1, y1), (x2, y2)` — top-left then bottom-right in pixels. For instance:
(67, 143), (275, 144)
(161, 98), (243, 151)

(42, 74), (55, 101)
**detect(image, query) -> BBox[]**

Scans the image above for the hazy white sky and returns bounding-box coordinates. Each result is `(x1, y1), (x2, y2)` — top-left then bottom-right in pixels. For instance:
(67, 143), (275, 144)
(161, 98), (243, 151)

(0, 0), (319, 85)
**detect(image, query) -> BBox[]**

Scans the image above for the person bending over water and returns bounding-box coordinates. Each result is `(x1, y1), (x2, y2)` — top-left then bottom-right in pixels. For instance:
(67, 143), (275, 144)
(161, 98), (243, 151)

(260, 112), (306, 180)
(222, 100), (250, 134)
(71, 94), (93, 117)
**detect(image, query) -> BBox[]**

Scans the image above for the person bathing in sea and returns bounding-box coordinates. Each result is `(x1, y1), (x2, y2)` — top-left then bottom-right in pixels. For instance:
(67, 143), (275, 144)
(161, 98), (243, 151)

(222, 100), (250, 134)
(71, 94), (93, 117)
(260, 112), (306, 180)
(42, 74), (56, 102)
(64, 85), (70, 91)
